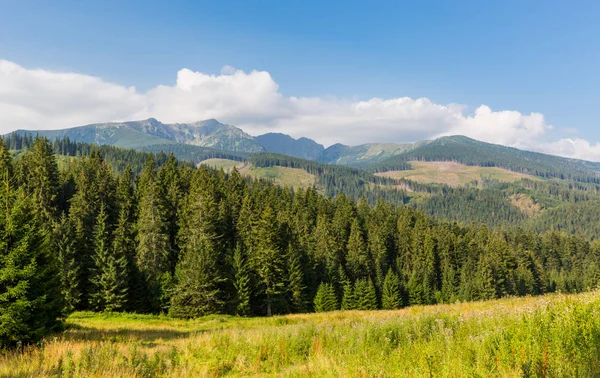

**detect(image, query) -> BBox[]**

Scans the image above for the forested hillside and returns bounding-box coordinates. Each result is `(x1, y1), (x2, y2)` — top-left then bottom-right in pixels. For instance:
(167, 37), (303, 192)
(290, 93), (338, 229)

(370, 136), (600, 183)
(4, 135), (600, 348)
(9, 132), (600, 239)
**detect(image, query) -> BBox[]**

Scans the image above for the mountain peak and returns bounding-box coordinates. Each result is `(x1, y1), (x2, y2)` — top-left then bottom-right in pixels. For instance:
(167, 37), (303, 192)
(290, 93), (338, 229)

(254, 132), (324, 160)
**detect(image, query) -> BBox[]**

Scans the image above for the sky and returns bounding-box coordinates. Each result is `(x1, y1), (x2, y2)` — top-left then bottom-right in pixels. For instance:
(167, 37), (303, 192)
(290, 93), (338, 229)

(1, 0), (600, 159)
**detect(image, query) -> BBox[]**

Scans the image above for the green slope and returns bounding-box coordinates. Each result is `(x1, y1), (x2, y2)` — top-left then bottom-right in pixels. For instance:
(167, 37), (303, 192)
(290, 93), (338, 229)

(317, 142), (421, 167)
(369, 136), (600, 183)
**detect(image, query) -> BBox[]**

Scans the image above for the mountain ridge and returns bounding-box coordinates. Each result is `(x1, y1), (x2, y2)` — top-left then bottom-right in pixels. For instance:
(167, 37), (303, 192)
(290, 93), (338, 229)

(8, 119), (600, 184)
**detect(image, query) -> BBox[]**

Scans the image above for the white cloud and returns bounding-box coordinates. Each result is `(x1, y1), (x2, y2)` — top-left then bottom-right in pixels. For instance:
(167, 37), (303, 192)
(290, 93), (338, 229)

(536, 138), (600, 162)
(1, 59), (598, 161)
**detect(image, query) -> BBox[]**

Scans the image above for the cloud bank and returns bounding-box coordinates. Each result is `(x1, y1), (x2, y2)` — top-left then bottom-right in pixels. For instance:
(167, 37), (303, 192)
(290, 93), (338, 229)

(1, 59), (597, 161)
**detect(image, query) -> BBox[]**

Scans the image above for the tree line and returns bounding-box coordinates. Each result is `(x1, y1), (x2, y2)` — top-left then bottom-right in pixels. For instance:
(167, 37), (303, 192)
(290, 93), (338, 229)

(2, 136), (600, 348)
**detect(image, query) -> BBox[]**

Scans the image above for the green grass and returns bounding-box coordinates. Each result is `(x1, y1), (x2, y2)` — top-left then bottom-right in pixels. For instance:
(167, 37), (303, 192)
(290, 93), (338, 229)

(376, 161), (538, 187)
(199, 158), (246, 171)
(244, 166), (316, 190)
(199, 159), (316, 190)
(3, 291), (600, 377)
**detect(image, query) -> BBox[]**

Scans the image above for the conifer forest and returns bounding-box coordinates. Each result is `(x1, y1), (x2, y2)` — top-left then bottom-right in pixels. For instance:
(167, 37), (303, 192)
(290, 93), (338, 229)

(3, 136), (600, 351)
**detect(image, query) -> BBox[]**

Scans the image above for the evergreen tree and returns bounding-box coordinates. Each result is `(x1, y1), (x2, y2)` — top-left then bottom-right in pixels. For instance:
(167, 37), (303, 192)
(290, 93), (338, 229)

(0, 173), (63, 347)
(341, 280), (356, 310)
(68, 151), (116, 309)
(169, 236), (223, 318)
(53, 213), (81, 312)
(157, 154), (183, 272)
(18, 137), (60, 224)
(287, 243), (306, 313)
(346, 218), (369, 280)
(171, 168), (227, 317)
(136, 177), (171, 312)
(251, 206), (284, 316)
(354, 278), (378, 310)
(381, 268), (402, 309)
(313, 283), (338, 312)
(233, 242), (252, 316)
(89, 205), (128, 312)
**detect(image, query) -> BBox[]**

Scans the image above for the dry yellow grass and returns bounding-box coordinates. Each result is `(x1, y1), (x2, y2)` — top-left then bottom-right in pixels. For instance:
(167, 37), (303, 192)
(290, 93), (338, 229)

(510, 193), (542, 217)
(376, 161), (536, 186)
(200, 159), (317, 190)
(3, 291), (600, 377)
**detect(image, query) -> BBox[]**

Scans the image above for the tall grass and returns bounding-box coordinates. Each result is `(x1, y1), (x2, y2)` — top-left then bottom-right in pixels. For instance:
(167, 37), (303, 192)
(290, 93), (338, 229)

(2, 291), (600, 377)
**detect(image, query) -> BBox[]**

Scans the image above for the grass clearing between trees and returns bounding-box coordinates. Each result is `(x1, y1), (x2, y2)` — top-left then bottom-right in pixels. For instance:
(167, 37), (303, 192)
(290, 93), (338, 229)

(376, 161), (538, 186)
(200, 158), (317, 190)
(3, 290), (600, 377)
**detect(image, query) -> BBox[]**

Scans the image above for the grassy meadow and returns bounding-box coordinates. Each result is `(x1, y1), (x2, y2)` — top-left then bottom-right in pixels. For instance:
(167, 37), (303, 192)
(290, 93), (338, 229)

(3, 291), (600, 377)
(376, 161), (537, 187)
(200, 159), (317, 190)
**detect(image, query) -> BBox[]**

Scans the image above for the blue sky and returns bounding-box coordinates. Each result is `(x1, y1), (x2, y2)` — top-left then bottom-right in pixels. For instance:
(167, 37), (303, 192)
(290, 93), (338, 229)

(1, 0), (600, 159)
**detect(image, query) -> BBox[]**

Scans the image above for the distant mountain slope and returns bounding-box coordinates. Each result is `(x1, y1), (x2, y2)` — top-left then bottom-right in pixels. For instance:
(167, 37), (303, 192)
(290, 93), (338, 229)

(317, 142), (422, 167)
(13, 118), (264, 152)
(254, 133), (324, 160)
(369, 136), (600, 183)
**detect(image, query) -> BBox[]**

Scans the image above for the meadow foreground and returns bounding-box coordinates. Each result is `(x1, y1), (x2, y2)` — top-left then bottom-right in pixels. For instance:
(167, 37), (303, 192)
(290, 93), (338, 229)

(2, 291), (600, 377)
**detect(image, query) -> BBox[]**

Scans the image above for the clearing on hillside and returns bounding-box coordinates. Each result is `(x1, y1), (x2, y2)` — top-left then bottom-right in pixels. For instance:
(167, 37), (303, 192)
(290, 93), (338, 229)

(199, 158), (247, 171)
(200, 159), (317, 190)
(2, 291), (600, 377)
(375, 161), (537, 186)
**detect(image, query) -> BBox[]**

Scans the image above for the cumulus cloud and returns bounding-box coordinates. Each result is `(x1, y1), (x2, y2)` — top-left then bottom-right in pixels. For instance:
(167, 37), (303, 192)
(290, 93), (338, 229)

(1, 59), (598, 161)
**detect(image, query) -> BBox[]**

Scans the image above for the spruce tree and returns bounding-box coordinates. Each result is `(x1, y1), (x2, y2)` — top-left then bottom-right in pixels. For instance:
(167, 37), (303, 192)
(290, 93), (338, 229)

(341, 280), (356, 310)
(18, 137), (60, 224)
(53, 213), (81, 312)
(287, 243), (306, 313)
(169, 236), (223, 318)
(346, 218), (369, 280)
(313, 283), (338, 312)
(136, 177), (171, 312)
(0, 171), (63, 347)
(233, 242), (252, 316)
(382, 268), (402, 309)
(251, 206), (284, 316)
(89, 205), (128, 312)
(157, 154), (182, 271)
(354, 278), (378, 310)
(171, 168), (227, 317)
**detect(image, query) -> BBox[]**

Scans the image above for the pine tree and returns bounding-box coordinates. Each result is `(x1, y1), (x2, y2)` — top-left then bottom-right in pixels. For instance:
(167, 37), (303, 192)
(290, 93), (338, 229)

(287, 243), (306, 313)
(477, 256), (497, 301)
(89, 205), (128, 312)
(18, 137), (60, 224)
(313, 283), (338, 312)
(354, 278), (378, 310)
(53, 213), (81, 312)
(171, 169), (226, 317)
(112, 208), (136, 309)
(341, 280), (356, 310)
(0, 138), (13, 179)
(407, 270), (426, 305)
(157, 154), (182, 272)
(233, 243), (251, 316)
(136, 177), (171, 312)
(169, 236), (223, 318)
(381, 268), (402, 309)
(68, 151), (116, 309)
(0, 170), (63, 347)
(251, 206), (284, 316)
(346, 218), (369, 280)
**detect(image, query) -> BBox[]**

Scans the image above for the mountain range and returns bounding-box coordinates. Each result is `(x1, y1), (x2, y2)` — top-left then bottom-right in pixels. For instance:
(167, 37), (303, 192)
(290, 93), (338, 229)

(11, 117), (600, 181)
(8, 117), (600, 241)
